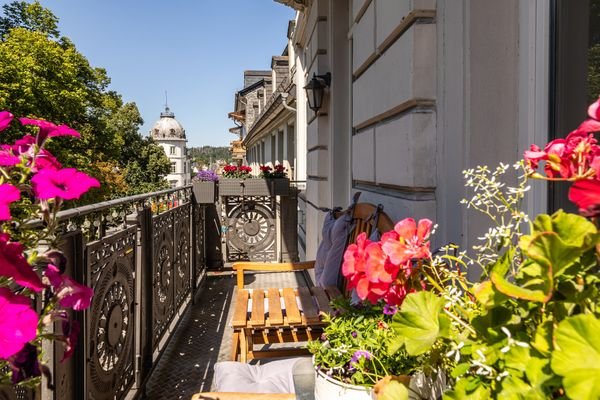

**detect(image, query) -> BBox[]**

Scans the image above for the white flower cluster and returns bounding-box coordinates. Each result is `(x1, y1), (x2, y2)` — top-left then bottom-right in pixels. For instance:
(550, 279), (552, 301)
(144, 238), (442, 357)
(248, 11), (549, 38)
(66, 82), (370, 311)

(461, 162), (531, 269)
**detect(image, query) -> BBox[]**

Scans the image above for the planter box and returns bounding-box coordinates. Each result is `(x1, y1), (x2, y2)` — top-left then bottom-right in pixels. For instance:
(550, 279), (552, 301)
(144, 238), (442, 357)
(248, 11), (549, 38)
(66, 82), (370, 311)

(219, 178), (290, 197)
(192, 181), (218, 204)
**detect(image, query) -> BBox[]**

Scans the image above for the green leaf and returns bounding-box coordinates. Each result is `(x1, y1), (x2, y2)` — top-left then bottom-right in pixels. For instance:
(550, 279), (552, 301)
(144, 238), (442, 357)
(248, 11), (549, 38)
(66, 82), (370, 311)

(473, 280), (508, 308)
(375, 379), (409, 400)
(443, 377), (490, 400)
(531, 318), (553, 356)
(491, 248), (552, 302)
(551, 314), (600, 400)
(391, 291), (449, 355)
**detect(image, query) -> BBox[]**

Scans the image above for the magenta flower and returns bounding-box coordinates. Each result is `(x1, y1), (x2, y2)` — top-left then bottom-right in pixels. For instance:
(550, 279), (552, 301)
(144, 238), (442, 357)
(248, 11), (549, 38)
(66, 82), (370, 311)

(31, 168), (100, 200)
(0, 184), (20, 221)
(61, 319), (80, 361)
(0, 288), (38, 359)
(0, 148), (20, 167)
(19, 117), (80, 146)
(45, 264), (94, 310)
(0, 111), (13, 132)
(0, 233), (44, 292)
(8, 343), (40, 384)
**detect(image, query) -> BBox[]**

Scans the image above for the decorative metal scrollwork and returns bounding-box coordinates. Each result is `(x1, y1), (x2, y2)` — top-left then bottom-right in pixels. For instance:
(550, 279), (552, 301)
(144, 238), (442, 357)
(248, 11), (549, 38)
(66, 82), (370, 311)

(152, 210), (175, 347)
(86, 228), (136, 400)
(173, 205), (191, 307)
(225, 198), (276, 261)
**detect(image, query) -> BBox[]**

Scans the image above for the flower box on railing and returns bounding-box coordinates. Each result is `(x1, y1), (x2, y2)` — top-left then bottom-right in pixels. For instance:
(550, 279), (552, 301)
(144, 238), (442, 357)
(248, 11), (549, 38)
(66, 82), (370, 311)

(192, 181), (218, 204)
(219, 178), (290, 197)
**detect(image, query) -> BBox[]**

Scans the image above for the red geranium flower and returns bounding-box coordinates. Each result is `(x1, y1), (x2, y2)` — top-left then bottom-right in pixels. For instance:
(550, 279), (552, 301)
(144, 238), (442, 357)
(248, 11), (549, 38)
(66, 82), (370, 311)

(381, 218), (432, 266)
(568, 179), (600, 217)
(31, 168), (100, 200)
(0, 288), (38, 359)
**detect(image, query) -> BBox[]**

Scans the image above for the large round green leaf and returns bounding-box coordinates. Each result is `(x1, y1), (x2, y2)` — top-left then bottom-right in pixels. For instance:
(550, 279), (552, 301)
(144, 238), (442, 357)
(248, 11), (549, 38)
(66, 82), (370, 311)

(391, 291), (449, 356)
(551, 314), (600, 400)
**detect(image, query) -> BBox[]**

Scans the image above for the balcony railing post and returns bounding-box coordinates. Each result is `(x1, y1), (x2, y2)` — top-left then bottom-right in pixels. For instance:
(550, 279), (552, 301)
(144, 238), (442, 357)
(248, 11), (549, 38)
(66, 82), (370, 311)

(138, 205), (154, 382)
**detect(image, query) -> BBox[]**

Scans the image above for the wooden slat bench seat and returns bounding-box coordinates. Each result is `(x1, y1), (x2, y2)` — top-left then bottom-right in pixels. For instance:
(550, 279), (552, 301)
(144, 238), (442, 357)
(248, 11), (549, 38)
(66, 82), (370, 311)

(232, 286), (342, 362)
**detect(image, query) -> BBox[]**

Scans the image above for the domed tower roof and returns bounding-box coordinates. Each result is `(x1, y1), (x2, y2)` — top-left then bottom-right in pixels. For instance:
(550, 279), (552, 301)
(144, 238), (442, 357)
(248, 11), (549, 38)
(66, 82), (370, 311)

(150, 106), (186, 140)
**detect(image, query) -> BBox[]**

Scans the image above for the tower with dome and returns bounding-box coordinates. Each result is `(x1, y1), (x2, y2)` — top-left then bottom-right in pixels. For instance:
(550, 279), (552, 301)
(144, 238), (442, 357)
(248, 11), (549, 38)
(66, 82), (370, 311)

(150, 106), (191, 188)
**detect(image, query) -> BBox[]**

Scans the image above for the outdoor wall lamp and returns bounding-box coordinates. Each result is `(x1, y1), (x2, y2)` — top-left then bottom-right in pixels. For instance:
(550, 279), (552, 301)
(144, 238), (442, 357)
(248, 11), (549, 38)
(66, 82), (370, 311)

(304, 72), (331, 112)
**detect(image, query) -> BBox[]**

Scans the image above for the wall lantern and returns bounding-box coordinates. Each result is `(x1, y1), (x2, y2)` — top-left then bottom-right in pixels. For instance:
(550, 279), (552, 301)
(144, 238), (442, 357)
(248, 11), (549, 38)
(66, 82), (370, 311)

(303, 72), (331, 112)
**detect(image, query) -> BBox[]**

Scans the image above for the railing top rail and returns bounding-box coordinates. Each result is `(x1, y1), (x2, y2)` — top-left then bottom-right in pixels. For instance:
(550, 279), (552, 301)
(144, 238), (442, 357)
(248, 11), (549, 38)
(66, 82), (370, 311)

(26, 185), (192, 228)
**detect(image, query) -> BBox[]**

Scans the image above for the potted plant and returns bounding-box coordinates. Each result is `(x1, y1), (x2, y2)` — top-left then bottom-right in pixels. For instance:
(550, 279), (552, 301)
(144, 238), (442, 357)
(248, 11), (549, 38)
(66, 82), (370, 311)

(218, 165), (254, 196)
(259, 164), (290, 196)
(192, 169), (219, 204)
(372, 97), (600, 399)
(0, 112), (97, 388)
(308, 218), (449, 400)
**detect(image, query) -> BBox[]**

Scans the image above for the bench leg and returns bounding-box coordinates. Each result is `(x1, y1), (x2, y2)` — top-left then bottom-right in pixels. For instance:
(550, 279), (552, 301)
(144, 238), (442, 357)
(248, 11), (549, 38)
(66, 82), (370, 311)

(240, 329), (248, 363)
(231, 331), (240, 361)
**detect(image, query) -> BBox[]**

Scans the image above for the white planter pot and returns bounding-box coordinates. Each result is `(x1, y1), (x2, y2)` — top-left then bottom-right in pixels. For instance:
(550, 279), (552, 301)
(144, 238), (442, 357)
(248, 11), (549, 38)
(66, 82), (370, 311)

(314, 368), (373, 400)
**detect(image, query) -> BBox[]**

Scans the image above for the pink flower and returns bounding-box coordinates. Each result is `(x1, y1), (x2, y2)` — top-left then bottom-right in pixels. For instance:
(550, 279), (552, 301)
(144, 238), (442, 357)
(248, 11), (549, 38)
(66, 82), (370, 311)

(45, 264), (93, 310)
(578, 97), (600, 133)
(32, 149), (62, 172)
(0, 288), (38, 359)
(381, 218), (432, 266)
(0, 148), (20, 167)
(523, 144), (547, 170)
(31, 168), (100, 200)
(8, 343), (40, 383)
(19, 117), (80, 146)
(569, 179), (600, 217)
(0, 233), (44, 292)
(364, 242), (398, 283)
(0, 111), (13, 132)
(0, 184), (20, 221)
(61, 319), (80, 361)
(342, 233), (371, 292)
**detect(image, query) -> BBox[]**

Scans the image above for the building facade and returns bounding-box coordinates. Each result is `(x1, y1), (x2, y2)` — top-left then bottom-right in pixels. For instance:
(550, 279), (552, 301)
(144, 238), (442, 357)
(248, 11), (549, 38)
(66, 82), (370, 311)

(274, 0), (599, 274)
(150, 106), (191, 188)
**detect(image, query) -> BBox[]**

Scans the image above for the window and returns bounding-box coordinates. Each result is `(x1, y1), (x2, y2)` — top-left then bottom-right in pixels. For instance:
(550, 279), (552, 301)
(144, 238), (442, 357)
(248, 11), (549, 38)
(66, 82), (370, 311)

(550, 0), (600, 211)
(170, 146), (176, 155)
(171, 162), (176, 174)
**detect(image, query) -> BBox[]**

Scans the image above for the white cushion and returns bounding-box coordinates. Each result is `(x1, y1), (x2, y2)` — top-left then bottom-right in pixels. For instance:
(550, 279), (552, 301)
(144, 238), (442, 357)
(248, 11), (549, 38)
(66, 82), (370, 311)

(213, 358), (299, 393)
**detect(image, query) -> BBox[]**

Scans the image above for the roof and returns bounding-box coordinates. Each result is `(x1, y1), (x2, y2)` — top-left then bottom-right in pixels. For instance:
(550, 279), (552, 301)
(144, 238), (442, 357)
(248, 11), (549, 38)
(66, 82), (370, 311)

(150, 106), (186, 140)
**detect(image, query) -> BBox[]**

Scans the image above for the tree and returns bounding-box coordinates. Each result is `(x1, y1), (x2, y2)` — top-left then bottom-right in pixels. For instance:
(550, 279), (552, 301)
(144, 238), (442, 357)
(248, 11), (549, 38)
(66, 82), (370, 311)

(0, 1), (59, 38)
(0, 1), (172, 202)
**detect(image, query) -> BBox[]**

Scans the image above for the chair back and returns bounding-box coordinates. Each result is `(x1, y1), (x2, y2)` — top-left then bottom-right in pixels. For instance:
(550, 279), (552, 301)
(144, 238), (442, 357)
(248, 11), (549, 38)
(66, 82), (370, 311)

(329, 202), (395, 294)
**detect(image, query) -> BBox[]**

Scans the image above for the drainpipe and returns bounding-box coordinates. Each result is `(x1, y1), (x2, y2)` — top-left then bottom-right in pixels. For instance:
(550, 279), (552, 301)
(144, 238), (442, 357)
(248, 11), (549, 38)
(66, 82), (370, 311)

(280, 92), (296, 112)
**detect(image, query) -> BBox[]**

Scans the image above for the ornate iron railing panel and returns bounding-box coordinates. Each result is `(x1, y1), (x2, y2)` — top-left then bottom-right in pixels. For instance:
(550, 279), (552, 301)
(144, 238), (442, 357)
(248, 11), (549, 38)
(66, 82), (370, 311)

(223, 196), (277, 262)
(173, 204), (192, 308)
(151, 209), (175, 348)
(7, 185), (210, 400)
(85, 227), (137, 400)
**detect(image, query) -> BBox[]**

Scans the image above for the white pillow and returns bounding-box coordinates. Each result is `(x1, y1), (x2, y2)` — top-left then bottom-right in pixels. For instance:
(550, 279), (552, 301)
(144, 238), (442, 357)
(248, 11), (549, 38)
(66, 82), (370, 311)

(213, 358), (298, 393)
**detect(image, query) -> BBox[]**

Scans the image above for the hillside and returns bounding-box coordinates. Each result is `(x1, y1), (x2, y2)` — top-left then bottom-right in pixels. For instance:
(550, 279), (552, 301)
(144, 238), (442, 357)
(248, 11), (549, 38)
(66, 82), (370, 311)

(189, 146), (232, 167)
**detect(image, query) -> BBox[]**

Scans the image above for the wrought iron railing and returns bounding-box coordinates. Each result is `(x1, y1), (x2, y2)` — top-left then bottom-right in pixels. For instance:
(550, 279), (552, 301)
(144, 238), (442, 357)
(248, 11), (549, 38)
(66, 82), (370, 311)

(1, 186), (209, 400)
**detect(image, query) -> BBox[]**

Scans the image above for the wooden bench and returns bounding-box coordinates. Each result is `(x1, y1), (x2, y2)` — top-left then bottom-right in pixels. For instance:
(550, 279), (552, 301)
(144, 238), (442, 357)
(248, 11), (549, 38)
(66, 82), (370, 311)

(231, 286), (342, 362)
(230, 202), (394, 362)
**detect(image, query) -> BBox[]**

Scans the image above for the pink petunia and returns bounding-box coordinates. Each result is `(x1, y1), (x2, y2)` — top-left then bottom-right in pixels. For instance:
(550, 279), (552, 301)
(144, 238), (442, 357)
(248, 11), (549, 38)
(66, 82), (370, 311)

(0, 234), (44, 292)
(61, 319), (80, 361)
(0, 287), (38, 359)
(0, 111), (13, 132)
(31, 168), (100, 200)
(0, 184), (20, 221)
(19, 117), (80, 146)
(0, 148), (20, 167)
(45, 264), (94, 311)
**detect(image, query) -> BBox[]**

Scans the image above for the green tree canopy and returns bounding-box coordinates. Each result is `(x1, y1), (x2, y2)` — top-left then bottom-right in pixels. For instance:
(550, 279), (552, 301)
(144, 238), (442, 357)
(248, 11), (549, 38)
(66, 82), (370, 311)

(0, 1), (171, 202)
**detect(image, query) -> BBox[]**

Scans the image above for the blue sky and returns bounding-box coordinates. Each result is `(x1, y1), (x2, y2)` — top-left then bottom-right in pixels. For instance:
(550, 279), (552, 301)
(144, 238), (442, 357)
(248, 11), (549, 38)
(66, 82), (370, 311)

(16, 0), (295, 147)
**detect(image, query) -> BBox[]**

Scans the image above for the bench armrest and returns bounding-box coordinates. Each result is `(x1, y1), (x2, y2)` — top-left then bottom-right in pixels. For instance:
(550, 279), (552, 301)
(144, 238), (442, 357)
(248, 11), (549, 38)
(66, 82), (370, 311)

(232, 261), (315, 288)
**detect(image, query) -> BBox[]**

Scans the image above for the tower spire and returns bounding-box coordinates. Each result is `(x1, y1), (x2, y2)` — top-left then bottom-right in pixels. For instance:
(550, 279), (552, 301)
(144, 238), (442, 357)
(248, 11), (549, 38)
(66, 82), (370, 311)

(165, 90), (169, 112)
